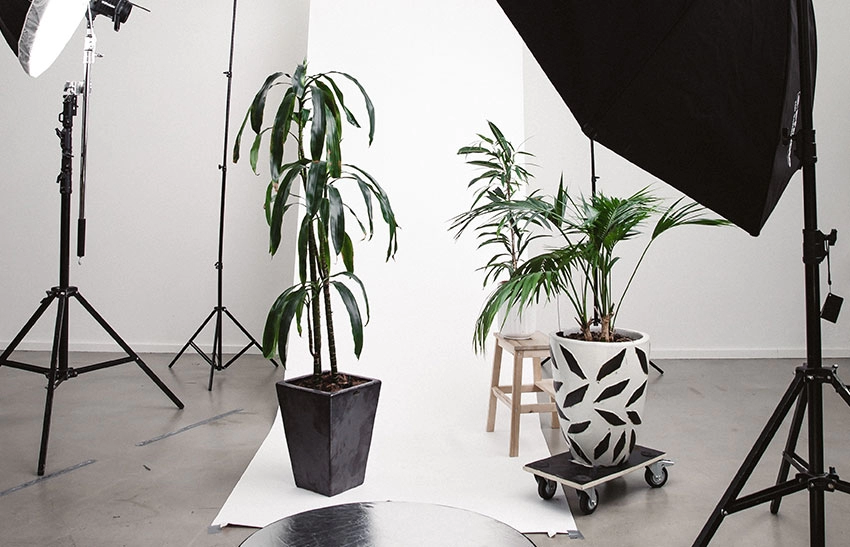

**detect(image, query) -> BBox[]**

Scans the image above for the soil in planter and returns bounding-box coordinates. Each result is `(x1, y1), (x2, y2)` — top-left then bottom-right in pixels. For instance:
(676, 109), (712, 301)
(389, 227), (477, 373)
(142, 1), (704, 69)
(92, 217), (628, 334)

(290, 372), (369, 393)
(558, 330), (637, 343)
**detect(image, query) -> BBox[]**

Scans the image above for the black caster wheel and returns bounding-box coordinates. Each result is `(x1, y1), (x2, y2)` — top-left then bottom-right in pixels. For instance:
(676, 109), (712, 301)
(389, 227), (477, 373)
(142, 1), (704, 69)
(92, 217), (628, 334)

(645, 466), (668, 488)
(535, 476), (557, 500)
(578, 490), (598, 515)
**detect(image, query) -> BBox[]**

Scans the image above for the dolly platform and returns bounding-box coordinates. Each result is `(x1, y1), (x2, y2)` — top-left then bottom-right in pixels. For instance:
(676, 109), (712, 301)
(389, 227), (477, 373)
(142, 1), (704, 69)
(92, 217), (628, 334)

(524, 446), (674, 514)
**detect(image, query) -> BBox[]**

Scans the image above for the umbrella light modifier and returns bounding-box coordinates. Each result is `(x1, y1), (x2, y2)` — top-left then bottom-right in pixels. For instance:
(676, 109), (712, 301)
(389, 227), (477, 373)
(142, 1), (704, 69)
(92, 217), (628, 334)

(497, 0), (815, 236)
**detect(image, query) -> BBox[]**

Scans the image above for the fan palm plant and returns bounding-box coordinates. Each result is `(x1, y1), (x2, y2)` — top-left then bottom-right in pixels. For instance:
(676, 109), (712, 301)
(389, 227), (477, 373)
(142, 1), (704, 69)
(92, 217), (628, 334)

(233, 61), (398, 384)
(473, 184), (728, 351)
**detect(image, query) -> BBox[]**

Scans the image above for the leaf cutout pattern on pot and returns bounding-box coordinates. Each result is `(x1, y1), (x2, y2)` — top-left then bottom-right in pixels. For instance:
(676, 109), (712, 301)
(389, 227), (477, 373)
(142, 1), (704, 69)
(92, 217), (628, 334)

(626, 381), (646, 407)
(593, 379), (630, 403)
(567, 421), (591, 434)
(629, 430), (637, 454)
(563, 384), (589, 408)
(595, 408), (627, 426)
(627, 411), (642, 425)
(553, 380), (563, 393)
(612, 431), (627, 462)
(560, 345), (587, 380)
(594, 432), (611, 460)
(636, 347), (649, 375)
(596, 349), (626, 382)
(570, 438), (591, 466)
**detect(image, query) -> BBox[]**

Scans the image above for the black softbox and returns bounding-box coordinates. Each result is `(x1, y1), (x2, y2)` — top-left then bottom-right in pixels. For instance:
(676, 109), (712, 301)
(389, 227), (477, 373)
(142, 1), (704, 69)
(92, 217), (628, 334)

(497, 0), (816, 236)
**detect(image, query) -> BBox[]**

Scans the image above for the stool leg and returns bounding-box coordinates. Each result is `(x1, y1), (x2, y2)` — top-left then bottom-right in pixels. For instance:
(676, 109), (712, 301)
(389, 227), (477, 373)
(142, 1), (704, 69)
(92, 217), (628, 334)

(509, 350), (523, 457)
(533, 356), (559, 429)
(486, 342), (503, 433)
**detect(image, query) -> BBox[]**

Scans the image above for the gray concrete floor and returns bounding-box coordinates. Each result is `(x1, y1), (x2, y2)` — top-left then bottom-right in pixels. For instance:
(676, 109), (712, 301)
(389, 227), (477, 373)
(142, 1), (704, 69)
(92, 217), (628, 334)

(1, 352), (849, 546)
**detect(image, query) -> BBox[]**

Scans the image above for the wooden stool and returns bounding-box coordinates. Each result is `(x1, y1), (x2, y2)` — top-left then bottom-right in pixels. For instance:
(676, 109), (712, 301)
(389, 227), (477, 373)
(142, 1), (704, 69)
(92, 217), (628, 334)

(486, 331), (560, 457)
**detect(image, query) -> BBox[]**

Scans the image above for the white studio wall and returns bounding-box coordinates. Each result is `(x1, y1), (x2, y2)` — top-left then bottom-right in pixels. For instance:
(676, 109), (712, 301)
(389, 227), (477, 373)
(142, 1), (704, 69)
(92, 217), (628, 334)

(1, 1), (846, 361)
(301, 0), (527, 376)
(0, 0), (309, 353)
(521, 0), (850, 359)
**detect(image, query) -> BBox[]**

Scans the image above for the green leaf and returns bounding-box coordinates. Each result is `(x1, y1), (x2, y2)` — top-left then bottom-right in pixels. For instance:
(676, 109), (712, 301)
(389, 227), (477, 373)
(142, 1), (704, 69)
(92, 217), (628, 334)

(331, 280), (364, 358)
(323, 102), (342, 178)
(487, 120), (511, 155)
(264, 182), (274, 226)
(315, 80), (343, 176)
(347, 164), (399, 260)
(270, 88), (296, 181)
(328, 185), (345, 256)
(263, 285), (307, 364)
(310, 85), (326, 161)
(328, 71), (375, 145)
(250, 72), (285, 134)
(324, 75), (360, 128)
(292, 63), (307, 97)
(457, 145), (491, 155)
(268, 164), (303, 255)
(305, 161), (327, 217)
(341, 233), (354, 272)
(233, 109), (251, 164)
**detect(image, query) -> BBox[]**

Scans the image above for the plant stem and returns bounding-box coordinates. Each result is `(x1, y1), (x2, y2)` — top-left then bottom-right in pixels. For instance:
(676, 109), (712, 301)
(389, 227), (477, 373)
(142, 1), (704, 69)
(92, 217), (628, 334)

(318, 235), (338, 378)
(307, 229), (323, 377)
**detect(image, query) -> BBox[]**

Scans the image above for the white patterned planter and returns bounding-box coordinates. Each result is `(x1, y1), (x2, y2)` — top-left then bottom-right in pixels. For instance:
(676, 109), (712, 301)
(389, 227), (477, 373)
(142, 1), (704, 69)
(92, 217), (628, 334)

(549, 329), (650, 467)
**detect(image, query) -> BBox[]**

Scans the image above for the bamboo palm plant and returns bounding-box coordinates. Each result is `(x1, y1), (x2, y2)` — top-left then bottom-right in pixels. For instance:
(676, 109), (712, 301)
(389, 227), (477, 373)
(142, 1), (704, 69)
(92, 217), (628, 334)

(473, 184), (728, 352)
(233, 62), (398, 383)
(450, 121), (559, 286)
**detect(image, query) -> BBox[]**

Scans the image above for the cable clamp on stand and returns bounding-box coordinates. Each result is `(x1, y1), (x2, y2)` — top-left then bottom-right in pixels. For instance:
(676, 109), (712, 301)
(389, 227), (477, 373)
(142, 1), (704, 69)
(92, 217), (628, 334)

(803, 228), (836, 265)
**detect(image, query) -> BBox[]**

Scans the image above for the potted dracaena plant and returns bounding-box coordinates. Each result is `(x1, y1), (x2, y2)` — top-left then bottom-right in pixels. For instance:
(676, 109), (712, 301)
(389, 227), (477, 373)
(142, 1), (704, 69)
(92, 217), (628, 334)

(475, 183), (727, 469)
(233, 61), (398, 496)
(450, 121), (560, 339)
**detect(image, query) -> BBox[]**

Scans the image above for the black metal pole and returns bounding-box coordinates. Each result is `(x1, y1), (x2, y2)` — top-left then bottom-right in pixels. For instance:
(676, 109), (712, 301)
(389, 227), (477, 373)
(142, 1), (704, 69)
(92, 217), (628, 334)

(796, 0), (825, 543)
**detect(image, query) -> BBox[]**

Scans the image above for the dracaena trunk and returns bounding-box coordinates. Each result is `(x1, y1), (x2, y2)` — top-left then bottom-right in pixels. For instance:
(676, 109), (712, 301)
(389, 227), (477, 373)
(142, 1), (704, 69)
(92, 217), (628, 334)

(307, 228), (323, 378)
(321, 261), (338, 378)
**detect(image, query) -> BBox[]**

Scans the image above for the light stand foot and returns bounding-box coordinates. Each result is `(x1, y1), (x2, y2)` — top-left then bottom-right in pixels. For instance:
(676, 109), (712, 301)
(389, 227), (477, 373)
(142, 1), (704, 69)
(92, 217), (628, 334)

(1, 287), (184, 476)
(168, 306), (278, 391)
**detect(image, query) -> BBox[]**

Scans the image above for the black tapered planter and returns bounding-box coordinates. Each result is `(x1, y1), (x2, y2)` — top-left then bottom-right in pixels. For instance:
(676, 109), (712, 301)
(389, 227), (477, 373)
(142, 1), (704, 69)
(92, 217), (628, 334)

(275, 373), (381, 497)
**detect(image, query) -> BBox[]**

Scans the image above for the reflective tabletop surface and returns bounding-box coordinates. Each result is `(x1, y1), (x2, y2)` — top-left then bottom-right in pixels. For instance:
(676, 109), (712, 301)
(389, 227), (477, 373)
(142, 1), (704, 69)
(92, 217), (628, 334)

(240, 501), (535, 546)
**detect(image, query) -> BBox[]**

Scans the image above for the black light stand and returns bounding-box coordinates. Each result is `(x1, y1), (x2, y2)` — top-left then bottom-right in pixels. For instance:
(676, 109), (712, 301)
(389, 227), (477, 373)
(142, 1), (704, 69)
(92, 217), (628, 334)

(694, 1), (850, 544)
(167, 0), (277, 391)
(0, 83), (184, 477)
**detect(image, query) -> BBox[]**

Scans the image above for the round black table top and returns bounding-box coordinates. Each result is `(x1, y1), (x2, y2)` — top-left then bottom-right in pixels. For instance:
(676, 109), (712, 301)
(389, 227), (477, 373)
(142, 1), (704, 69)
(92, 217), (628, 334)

(239, 501), (535, 546)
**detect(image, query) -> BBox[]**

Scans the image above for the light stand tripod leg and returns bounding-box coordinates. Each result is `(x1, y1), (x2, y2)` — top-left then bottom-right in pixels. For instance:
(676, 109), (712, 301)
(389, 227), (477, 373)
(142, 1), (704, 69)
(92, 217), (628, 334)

(770, 388), (808, 514)
(693, 370), (806, 546)
(72, 291), (184, 409)
(37, 295), (68, 476)
(827, 368), (850, 406)
(0, 293), (57, 369)
(168, 308), (216, 368)
(222, 307), (278, 368)
(208, 309), (222, 391)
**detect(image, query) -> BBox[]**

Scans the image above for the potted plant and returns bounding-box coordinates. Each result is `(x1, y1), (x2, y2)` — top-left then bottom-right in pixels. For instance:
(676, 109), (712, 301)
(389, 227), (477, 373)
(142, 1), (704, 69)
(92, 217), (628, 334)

(233, 61), (398, 496)
(450, 121), (559, 339)
(475, 185), (727, 466)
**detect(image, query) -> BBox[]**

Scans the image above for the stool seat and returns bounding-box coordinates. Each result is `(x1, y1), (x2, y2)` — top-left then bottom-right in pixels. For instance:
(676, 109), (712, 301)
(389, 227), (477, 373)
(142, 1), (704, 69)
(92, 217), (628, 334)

(486, 331), (559, 457)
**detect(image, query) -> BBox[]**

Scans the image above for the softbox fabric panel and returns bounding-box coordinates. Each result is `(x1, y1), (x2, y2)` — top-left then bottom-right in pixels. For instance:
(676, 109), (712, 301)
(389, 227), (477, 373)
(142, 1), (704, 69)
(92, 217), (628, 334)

(498, 0), (816, 236)
(0, 0), (88, 77)
(0, 0), (29, 55)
